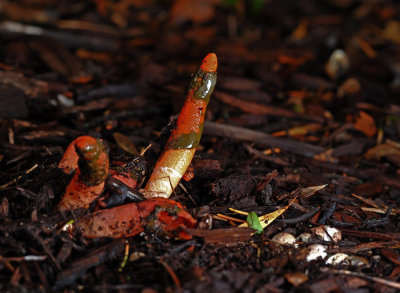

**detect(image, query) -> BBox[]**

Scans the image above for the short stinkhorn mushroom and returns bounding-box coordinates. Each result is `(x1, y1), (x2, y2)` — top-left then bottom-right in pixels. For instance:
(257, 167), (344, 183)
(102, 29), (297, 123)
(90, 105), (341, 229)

(58, 136), (109, 211)
(144, 53), (218, 198)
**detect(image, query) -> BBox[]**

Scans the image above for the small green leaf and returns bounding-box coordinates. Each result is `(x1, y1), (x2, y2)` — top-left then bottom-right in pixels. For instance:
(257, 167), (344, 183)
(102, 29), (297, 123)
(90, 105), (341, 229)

(251, 0), (265, 14)
(224, 0), (239, 6)
(247, 212), (263, 234)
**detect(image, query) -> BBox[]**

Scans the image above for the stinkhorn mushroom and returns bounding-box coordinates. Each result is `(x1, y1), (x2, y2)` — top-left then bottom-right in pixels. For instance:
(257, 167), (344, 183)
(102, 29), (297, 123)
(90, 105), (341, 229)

(58, 136), (196, 239)
(57, 53), (214, 238)
(58, 136), (109, 211)
(76, 197), (196, 239)
(144, 53), (218, 198)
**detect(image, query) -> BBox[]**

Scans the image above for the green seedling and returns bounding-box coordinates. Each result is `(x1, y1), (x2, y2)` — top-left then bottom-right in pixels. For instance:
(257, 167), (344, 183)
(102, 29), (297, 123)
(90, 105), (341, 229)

(247, 212), (263, 234)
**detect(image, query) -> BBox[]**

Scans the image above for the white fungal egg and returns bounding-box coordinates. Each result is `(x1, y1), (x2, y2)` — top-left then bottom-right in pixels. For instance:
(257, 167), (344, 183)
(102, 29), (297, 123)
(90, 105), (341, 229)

(325, 49), (350, 79)
(306, 244), (327, 262)
(271, 232), (297, 246)
(312, 226), (341, 242)
(347, 256), (369, 267)
(325, 253), (349, 265)
(297, 232), (312, 243)
(326, 253), (369, 267)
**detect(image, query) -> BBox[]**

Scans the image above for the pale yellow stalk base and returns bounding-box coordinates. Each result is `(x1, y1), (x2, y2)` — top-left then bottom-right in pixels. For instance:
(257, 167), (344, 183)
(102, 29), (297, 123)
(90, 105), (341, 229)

(144, 148), (195, 198)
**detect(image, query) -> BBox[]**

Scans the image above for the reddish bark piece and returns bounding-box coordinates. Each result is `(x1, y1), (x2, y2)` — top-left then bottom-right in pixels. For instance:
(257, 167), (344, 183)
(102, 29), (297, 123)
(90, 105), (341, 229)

(186, 227), (253, 244)
(364, 143), (400, 160)
(182, 164), (194, 181)
(58, 136), (109, 211)
(108, 171), (138, 189)
(77, 198), (196, 239)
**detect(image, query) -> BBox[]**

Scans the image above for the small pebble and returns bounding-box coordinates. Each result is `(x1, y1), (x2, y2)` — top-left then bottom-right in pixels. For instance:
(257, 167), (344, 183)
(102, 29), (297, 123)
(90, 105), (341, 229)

(325, 49), (350, 79)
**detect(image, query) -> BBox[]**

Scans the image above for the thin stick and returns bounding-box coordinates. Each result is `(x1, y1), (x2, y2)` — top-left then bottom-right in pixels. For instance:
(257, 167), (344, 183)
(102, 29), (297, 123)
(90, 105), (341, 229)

(158, 259), (182, 289)
(0, 163), (39, 189)
(215, 214), (246, 223)
(321, 268), (400, 290)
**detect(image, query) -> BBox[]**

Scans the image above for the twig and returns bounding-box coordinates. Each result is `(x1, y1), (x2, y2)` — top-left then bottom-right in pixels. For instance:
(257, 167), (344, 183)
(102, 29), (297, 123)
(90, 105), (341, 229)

(158, 258), (181, 289)
(318, 202), (336, 224)
(27, 228), (61, 271)
(178, 182), (197, 205)
(0, 163), (39, 189)
(214, 213), (246, 223)
(276, 207), (320, 224)
(0, 255), (47, 262)
(321, 268), (400, 290)
(204, 121), (324, 158)
(0, 21), (119, 50)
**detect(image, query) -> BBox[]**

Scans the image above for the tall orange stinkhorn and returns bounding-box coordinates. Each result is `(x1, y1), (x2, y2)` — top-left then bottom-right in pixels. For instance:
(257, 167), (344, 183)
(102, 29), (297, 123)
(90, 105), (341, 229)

(144, 53), (218, 198)
(58, 136), (109, 211)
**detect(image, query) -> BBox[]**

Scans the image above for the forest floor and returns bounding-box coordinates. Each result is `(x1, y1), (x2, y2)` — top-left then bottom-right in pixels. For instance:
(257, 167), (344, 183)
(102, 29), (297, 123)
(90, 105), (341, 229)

(1, 0), (400, 292)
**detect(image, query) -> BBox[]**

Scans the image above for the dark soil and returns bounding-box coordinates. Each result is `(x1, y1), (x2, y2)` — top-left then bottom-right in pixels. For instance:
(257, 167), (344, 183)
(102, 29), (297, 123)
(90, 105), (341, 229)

(1, 0), (400, 292)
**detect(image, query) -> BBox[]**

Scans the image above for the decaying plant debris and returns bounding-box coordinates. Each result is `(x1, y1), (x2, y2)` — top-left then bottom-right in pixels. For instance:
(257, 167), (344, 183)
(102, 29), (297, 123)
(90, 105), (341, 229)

(1, 1), (400, 292)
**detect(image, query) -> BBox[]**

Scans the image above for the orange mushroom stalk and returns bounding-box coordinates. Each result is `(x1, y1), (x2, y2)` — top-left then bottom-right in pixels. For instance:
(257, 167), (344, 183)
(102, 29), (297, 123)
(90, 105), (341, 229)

(144, 53), (218, 198)
(58, 136), (109, 211)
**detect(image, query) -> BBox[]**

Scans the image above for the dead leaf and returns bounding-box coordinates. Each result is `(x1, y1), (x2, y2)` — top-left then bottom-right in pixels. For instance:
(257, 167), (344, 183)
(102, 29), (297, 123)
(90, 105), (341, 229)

(337, 78), (361, 97)
(353, 111), (377, 137)
(113, 132), (138, 155)
(313, 149), (339, 163)
(300, 184), (327, 198)
(289, 19), (309, 41)
(383, 21), (400, 44)
(169, 0), (216, 25)
(364, 144), (400, 160)
(285, 272), (308, 286)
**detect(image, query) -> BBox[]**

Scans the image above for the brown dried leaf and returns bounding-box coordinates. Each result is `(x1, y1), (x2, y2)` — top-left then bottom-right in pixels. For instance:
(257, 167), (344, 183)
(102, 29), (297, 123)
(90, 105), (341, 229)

(353, 111), (377, 137)
(238, 195), (298, 229)
(337, 78), (361, 97)
(313, 148), (338, 163)
(364, 143), (400, 160)
(383, 21), (400, 44)
(285, 272), (308, 286)
(169, 0), (216, 25)
(113, 132), (138, 155)
(300, 184), (327, 198)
